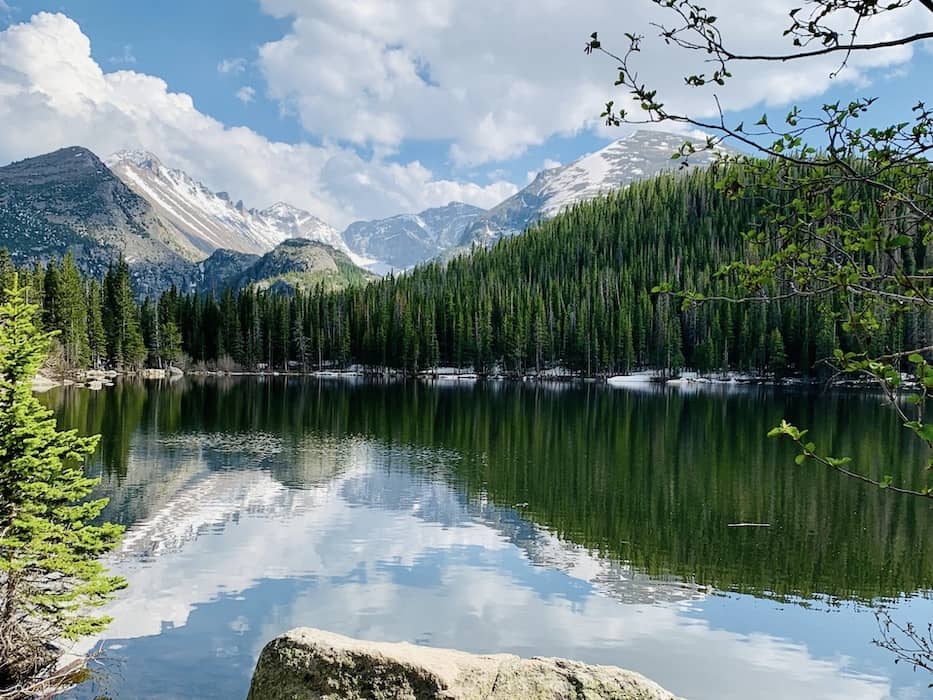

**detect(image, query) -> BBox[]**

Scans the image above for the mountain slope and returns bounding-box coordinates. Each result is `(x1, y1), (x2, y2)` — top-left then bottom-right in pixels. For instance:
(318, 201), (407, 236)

(197, 249), (261, 294)
(107, 151), (357, 262)
(0, 146), (198, 291)
(342, 201), (485, 269)
(259, 201), (349, 254)
(457, 130), (724, 249)
(231, 239), (374, 293)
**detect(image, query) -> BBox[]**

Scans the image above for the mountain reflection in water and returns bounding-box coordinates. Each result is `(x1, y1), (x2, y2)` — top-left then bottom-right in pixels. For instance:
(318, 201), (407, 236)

(43, 377), (932, 700)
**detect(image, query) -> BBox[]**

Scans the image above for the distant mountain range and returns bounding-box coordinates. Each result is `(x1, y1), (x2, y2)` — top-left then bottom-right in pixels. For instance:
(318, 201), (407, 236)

(0, 130), (721, 293)
(342, 201), (484, 270)
(106, 150), (357, 261)
(455, 130), (725, 251)
(0, 146), (373, 294)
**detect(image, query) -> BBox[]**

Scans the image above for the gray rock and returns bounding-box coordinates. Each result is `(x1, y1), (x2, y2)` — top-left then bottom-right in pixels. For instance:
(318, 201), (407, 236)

(247, 628), (679, 700)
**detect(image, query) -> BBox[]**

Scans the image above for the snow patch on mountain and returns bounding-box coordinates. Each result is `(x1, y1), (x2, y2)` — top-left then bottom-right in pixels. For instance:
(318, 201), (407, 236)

(457, 130), (727, 249)
(107, 151), (370, 264)
(343, 201), (485, 270)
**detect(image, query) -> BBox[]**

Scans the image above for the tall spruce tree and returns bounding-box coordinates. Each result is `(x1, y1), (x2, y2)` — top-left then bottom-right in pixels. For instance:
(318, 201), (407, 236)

(0, 277), (125, 692)
(103, 260), (145, 370)
(57, 253), (89, 368)
(86, 279), (106, 370)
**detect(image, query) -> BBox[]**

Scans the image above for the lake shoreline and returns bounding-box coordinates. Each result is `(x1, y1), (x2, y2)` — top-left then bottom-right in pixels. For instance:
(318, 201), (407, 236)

(176, 366), (906, 391)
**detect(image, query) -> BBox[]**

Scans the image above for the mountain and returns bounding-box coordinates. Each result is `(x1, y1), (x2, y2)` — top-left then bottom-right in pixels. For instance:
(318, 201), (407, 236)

(258, 201), (349, 254)
(457, 130), (725, 250)
(342, 202), (485, 270)
(230, 238), (374, 293)
(0, 146), (198, 291)
(107, 151), (357, 262)
(196, 249), (261, 294)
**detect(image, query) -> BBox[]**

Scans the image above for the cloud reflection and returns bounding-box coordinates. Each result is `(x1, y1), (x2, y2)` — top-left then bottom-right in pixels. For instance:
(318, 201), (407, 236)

(66, 434), (905, 700)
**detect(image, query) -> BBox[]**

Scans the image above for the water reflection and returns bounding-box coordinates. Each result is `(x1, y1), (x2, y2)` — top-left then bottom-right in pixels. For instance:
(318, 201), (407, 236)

(42, 378), (933, 699)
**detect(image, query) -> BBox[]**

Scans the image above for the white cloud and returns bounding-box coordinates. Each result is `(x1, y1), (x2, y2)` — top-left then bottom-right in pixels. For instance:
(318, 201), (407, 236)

(109, 43), (136, 65)
(0, 13), (516, 228)
(256, 0), (932, 166)
(1, 5), (926, 230)
(217, 57), (247, 75)
(235, 85), (256, 103)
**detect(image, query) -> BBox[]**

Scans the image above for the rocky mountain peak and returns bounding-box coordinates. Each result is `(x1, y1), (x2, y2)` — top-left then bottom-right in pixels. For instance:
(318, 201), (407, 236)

(106, 149), (164, 172)
(456, 129), (726, 250)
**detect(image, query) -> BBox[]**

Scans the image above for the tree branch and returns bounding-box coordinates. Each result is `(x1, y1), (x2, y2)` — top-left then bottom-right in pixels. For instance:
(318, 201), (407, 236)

(720, 31), (933, 63)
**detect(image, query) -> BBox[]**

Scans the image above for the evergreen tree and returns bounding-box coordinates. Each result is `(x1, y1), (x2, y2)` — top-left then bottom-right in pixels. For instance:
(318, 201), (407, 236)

(0, 277), (125, 690)
(86, 280), (106, 370)
(103, 260), (146, 370)
(57, 253), (89, 368)
(767, 328), (788, 375)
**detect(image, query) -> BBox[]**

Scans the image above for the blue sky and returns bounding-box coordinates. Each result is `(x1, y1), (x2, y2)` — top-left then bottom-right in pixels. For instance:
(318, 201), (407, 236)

(0, 1), (931, 226)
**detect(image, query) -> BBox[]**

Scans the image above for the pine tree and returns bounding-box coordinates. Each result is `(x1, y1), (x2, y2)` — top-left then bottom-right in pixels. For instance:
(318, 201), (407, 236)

(42, 261), (61, 331)
(0, 277), (125, 690)
(57, 253), (89, 368)
(103, 260), (146, 370)
(0, 250), (14, 305)
(767, 328), (788, 374)
(86, 280), (106, 369)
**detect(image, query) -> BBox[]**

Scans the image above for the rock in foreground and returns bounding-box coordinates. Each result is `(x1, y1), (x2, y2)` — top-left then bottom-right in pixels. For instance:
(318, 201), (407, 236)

(247, 627), (679, 700)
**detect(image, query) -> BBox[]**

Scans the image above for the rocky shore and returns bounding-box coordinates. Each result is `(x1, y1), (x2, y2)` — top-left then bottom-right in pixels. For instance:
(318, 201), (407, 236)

(248, 628), (679, 700)
(31, 367), (182, 392)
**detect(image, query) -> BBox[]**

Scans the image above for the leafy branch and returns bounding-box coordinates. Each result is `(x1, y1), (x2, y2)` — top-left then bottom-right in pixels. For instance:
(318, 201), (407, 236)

(588, 0), (933, 498)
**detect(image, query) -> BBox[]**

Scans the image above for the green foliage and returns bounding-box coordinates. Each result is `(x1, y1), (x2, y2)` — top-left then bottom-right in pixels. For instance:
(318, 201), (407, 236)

(587, 0), (933, 498)
(103, 259), (146, 370)
(0, 277), (124, 689)
(152, 167), (923, 377)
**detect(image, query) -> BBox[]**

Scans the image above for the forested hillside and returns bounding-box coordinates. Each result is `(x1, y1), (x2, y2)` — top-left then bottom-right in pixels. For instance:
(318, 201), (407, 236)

(8, 166), (930, 376)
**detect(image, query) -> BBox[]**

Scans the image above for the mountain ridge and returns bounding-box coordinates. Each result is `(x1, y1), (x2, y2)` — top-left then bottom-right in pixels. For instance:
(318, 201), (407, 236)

(106, 150), (357, 263)
(342, 201), (485, 270)
(0, 146), (198, 292)
(456, 130), (726, 250)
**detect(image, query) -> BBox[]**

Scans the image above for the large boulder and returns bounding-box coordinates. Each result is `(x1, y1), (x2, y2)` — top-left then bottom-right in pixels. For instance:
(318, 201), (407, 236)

(247, 628), (679, 700)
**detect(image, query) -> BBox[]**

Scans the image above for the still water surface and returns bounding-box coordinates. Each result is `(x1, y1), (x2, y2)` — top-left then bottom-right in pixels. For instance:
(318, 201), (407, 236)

(42, 377), (933, 699)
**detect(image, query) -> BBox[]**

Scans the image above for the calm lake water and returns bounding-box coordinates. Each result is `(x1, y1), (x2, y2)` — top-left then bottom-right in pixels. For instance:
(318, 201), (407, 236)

(43, 377), (933, 700)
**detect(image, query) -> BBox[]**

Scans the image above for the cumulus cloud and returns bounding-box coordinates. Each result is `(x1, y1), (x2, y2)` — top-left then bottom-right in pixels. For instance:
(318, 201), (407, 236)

(217, 57), (247, 75)
(109, 43), (136, 65)
(256, 0), (932, 166)
(235, 85), (256, 103)
(0, 13), (517, 228)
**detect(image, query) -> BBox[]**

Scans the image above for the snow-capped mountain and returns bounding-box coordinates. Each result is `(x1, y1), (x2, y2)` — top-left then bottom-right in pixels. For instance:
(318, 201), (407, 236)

(342, 201), (485, 270)
(457, 130), (725, 249)
(0, 146), (200, 293)
(107, 151), (357, 261)
(258, 201), (348, 254)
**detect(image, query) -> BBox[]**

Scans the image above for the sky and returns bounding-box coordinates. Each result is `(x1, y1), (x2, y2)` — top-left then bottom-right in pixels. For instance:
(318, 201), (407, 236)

(0, 0), (931, 228)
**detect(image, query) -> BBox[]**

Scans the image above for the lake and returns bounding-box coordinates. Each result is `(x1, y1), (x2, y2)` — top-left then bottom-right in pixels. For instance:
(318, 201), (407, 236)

(44, 377), (933, 699)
